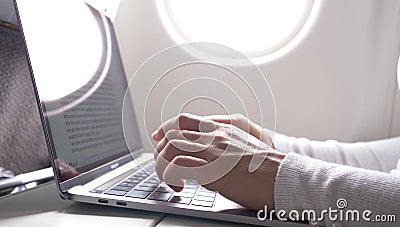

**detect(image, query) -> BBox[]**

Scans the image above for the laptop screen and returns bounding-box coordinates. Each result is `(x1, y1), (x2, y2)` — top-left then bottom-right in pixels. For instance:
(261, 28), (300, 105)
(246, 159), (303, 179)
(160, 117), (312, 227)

(15, 0), (142, 184)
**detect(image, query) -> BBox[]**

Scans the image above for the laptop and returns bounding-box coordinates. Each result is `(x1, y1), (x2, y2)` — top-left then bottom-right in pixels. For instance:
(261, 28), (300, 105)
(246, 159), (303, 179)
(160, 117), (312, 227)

(14, 1), (305, 226)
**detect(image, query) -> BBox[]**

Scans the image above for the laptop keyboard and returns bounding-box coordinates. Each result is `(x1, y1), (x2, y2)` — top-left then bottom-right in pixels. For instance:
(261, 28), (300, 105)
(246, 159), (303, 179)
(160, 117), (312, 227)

(93, 163), (217, 208)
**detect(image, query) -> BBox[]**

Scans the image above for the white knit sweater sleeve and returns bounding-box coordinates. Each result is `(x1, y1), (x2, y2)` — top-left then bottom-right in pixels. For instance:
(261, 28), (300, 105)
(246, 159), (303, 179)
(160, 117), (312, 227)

(273, 133), (400, 173)
(272, 133), (400, 226)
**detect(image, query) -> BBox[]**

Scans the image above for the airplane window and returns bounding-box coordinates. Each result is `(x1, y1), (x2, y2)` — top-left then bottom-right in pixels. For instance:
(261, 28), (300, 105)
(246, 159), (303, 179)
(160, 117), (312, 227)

(18, 0), (105, 103)
(158, 0), (314, 58)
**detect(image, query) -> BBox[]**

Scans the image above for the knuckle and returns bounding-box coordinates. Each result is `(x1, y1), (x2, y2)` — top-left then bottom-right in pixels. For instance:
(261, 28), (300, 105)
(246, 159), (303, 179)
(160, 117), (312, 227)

(232, 113), (245, 121)
(202, 120), (218, 133)
(155, 140), (165, 153)
(214, 134), (226, 141)
(171, 155), (185, 165)
(165, 129), (178, 139)
(209, 120), (218, 129)
(232, 113), (248, 126)
(178, 113), (191, 123)
(164, 140), (175, 152)
(210, 119), (222, 129)
(158, 147), (172, 164)
(181, 130), (196, 140)
(218, 141), (229, 150)
(219, 123), (233, 132)
(180, 130), (189, 137)
(232, 113), (244, 119)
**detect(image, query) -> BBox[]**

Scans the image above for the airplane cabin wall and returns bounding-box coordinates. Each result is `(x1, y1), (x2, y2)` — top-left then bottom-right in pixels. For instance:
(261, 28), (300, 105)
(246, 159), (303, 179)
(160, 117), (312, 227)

(113, 0), (400, 150)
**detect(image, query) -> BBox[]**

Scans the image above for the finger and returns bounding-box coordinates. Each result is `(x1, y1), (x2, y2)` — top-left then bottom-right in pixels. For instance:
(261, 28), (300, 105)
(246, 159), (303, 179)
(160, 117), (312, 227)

(154, 136), (168, 160)
(205, 114), (251, 133)
(155, 139), (208, 181)
(163, 155), (208, 192)
(206, 114), (260, 139)
(152, 113), (200, 141)
(204, 114), (233, 124)
(154, 130), (213, 160)
(152, 113), (215, 141)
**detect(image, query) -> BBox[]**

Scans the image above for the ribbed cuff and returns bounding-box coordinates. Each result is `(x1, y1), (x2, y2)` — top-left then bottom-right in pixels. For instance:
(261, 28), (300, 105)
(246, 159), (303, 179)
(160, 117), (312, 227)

(274, 153), (313, 211)
(273, 152), (400, 227)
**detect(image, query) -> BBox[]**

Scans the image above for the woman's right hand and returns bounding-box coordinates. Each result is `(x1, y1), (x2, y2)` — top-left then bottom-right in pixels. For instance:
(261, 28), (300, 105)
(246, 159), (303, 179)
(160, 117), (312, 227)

(205, 114), (275, 149)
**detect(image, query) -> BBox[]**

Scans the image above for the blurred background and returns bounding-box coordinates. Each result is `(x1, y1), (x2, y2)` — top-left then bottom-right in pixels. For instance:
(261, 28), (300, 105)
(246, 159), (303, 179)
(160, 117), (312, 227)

(0, 0), (399, 176)
(113, 0), (400, 149)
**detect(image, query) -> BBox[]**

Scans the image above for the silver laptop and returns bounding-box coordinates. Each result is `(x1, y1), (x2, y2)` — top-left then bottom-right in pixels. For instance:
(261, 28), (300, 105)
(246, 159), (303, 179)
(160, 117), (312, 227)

(14, 1), (305, 226)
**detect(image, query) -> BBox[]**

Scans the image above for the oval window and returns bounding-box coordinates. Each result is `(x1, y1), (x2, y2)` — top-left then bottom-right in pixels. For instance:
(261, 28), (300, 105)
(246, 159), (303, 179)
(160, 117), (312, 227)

(158, 0), (314, 58)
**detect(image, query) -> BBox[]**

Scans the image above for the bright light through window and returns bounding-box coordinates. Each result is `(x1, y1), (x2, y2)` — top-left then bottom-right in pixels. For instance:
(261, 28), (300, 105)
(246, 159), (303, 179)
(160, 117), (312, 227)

(17, 0), (104, 102)
(161, 0), (313, 57)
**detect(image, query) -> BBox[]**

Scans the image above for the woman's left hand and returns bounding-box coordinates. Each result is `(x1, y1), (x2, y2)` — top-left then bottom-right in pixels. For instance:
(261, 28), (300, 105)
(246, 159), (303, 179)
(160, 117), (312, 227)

(152, 113), (285, 210)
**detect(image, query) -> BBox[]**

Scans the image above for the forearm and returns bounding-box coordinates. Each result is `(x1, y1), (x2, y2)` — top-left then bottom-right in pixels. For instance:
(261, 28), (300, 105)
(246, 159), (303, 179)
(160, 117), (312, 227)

(274, 153), (400, 227)
(272, 132), (400, 172)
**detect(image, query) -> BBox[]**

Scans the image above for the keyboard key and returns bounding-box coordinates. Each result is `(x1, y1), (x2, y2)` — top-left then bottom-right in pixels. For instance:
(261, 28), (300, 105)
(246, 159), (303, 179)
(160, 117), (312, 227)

(134, 186), (156, 192)
(104, 190), (127, 196)
(158, 183), (173, 188)
(145, 179), (160, 184)
(199, 187), (213, 192)
(129, 176), (145, 180)
(145, 164), (155, 169)
(100, 163), (159, 199)
(126, 190), (151, 199)
(156, 187), (174, 193)
(190, 199), (214, 207)
(158, 182), (168, 187)
(129, 178), (145, 183)
(181, 188), (197, 194)
(183, 184), (199, 190)
(112, 186), (133, 192)
(184, 180), (198, 185)
(194, 195), (214, 202)
(140, 182), (159, 188)
(148, 192), (173, 202)
(125, 179), (142, 184)
(196, 191), (216, 198)
(170, 196), (192, 205)
(118, 183), (136, 188)
(174, 192), (195, 198)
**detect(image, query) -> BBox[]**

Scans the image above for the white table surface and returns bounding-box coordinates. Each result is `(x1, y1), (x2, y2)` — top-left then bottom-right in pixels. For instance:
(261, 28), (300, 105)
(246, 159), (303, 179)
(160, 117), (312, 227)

(0, 182), (252, 227)
(0, 182), (164, 227)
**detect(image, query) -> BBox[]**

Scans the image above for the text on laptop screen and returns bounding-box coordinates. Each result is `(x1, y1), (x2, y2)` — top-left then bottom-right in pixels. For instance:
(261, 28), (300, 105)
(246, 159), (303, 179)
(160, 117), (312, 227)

(16, 0), (142, 182)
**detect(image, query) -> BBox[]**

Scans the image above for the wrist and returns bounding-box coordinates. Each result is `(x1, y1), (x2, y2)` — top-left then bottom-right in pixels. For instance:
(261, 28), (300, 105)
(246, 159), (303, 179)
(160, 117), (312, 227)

(259, 127), (275, 148)
(267, 150), (286, 164)
(266, 151), (286, 209)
